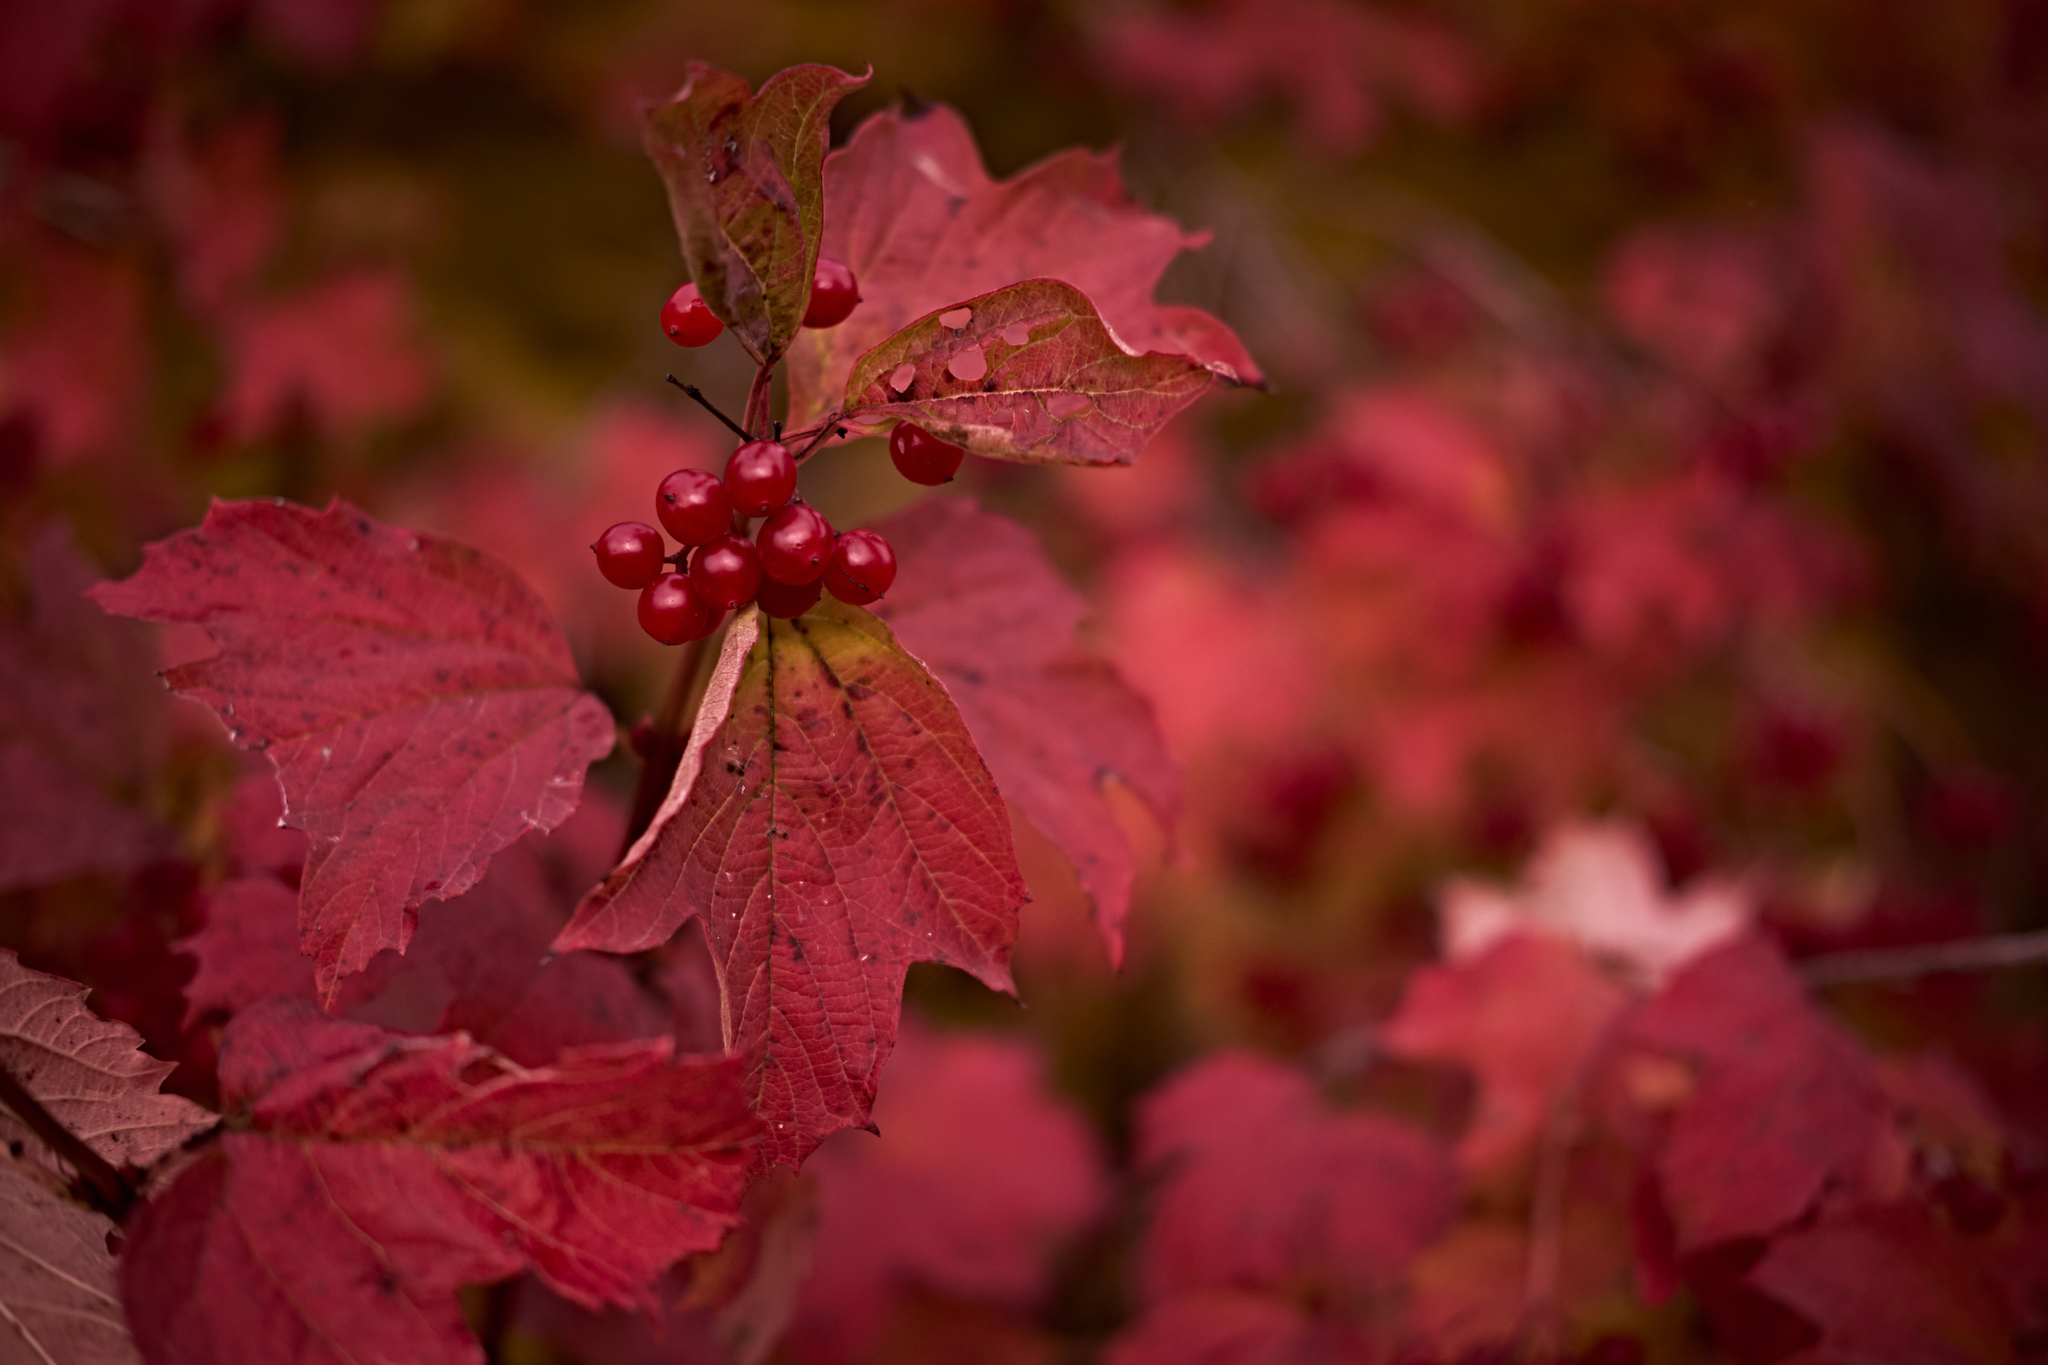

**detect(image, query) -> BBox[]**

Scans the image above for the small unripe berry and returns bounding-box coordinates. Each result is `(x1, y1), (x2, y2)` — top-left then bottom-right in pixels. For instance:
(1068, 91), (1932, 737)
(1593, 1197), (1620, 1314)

(656, 467), (733, 545)
(661, 283), (723, 347)
(593, 521), (666, 589)
(824, 528), (897, 605)
(690, 533), (763, 610)
(757, 501), (835, 584)
(638, 572), (713, 644)
(724, 440), (798, 516)
(803, 258), (860, 329)
(888, 422), (964, 486)
(756, 575), (823, 619)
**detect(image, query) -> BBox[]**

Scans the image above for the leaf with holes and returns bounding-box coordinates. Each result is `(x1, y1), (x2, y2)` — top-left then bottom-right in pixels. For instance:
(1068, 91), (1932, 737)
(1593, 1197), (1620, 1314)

(840, 280), (1218, 465)
(643, 61), (868, 364)
(554, 601), (1027, 1171)
(118, 999), (757, 1365)
(871, 498), (1176, 964)
(785, 101), (1256, 432)
(89, 498), (616, 1006)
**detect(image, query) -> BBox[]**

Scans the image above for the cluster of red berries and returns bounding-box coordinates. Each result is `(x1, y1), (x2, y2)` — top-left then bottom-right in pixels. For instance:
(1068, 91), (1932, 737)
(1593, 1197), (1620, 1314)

(602, 259), (976, 644)
(592, 437), (898, 643)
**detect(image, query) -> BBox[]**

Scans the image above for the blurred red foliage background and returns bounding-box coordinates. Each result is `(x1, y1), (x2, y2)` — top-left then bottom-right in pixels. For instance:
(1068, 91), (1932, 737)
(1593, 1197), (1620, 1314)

(3, 1), (2046, 1361)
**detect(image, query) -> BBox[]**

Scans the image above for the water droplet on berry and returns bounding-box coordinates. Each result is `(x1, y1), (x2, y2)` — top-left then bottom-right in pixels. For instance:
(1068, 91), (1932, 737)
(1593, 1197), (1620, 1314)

(938, 307), (972, 329)
(948, 347), (988, 382)
(1001, 323), (1031, 345)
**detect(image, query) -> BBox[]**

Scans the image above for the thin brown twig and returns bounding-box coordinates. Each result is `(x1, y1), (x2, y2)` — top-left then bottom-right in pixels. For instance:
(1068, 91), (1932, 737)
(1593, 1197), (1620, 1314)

(1800, 929), (2048, 988)
(792, 413), (847, 463)
(664, 375), (749, 440)
(0, 1058), (138, 1220)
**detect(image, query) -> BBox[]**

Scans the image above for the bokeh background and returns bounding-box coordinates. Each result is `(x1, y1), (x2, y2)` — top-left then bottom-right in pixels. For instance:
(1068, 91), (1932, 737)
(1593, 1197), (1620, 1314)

(3, 1), (2046, 1361)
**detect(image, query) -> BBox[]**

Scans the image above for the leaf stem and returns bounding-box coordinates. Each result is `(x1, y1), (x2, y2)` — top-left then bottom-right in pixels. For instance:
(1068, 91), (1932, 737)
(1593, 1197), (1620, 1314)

(664, 375), (750, 441)
(0, 1058), (138, 1220)
(744, 363), (775, 441)
(620, 618), (729, 858)
(1800, 929), (2048, 987)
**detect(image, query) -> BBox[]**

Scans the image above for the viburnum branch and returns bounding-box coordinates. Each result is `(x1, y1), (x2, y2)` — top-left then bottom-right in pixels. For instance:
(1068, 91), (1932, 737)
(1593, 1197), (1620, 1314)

(1522, 1055), (1595, 1350)
(1800, 929), (2048, 987)
(620, 616), (729, 857)
(665, 374), (750, 440)
(0, 1057), (139, 1220)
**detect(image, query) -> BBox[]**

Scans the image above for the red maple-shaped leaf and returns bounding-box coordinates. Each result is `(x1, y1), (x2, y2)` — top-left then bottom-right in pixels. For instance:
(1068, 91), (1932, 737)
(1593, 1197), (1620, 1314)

(0, 1159), (137, 1365)
(120, 999), (758, 1365)
(787, 102), (1256, 439)
(838, 279), (1222, 465)
(0, 524), (175, 892)
(1382, 932), (1631, 1175)
(90, 498), (616, 1005)
(555, 601), (1027, 1170)
(642, 61), (868, 364)
(0, 950), (216, 1178)
(1623, 935), (1891, 1254)
(872, 498), (1176, 964)
(785, 1021), (1109, 1362)
(1747, 1205), (2014, 1365)
(1126, 1051), (1457, 1309)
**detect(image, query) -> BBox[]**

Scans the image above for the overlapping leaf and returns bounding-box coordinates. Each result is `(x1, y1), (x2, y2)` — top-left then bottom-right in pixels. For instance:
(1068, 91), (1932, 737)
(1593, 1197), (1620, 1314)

(643, 61), (867, 364)
(0, 1159), (137, 1365)
(838, 279), (1218, 466)
(90, 498), (616, 1005)
(119, 1000), (758, 1365)
(555, 601), (1028, 1170)
(0, 950), (215, 1176)
(872, 498), (1175, 963)
(786, 101), (1257, 434)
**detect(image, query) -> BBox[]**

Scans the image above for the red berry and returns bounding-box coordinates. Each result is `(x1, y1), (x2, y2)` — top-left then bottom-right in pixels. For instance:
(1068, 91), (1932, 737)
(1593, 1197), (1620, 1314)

(824, 528), (897, 605)
(638, 572), (713, 645)
(661, 283), (724, 347)
(757, 501), (835, 584)
(690, 533), (762, 610)
(656, 467), (733, 545)
(756, 575), (823, 619)
(888, 422), (964, 486)
(592, 521), (666, 589)
(724, 439), (798, 516)
(803, 258), (860, 329)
